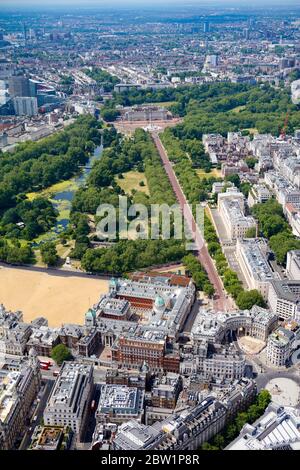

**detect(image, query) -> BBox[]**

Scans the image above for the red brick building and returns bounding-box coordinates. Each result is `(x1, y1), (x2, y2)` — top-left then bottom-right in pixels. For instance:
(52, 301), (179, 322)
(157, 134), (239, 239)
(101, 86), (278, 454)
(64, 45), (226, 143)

(112, 332), (180, 373)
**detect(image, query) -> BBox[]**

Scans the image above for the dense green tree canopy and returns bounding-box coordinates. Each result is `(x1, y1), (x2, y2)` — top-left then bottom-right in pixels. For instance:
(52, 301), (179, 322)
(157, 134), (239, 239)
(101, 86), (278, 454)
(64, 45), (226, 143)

(0, 115), (102, 212)
(81, 239), (186, 275)
(0, 238), (34, 265)
(183, 253), (214, 294)
(0, 115), (103, 266)
(40, 241), (59, 267)
(236, 289), (266, 310)
(84, 67), (120, 93)
(200, 389), (271, 450)
(0, 197), (57, 240)
(69, 128), (179, 264)
(106, 82), (300, 137)
(51, 344), (73, 365)
(251, 199), (300, 265)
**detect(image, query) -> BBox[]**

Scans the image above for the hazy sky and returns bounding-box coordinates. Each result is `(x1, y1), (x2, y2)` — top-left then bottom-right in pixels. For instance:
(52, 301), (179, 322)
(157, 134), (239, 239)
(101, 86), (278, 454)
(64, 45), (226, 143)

(2, 0), (300, 7)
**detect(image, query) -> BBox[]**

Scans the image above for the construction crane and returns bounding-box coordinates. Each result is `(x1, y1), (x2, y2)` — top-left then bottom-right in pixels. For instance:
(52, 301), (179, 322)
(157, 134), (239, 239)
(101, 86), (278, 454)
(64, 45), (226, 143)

(280, 111), (289, 139)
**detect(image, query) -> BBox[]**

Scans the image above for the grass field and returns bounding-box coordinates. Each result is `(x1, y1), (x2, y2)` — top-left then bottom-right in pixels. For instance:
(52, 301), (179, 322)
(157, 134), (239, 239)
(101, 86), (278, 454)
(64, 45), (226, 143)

(196, 168), (222, 179)
(6, 238), (29, 248)
(231, 105), (246, 113)
(155, 264), (186, 274)
(56, 240), (75, 259)
(242, 128), (258, 135)
(0, 265), (108, 327)
(146, 101), (176, 107)
(116, 171), (150, 195)
(26, 179), (79, 201)
(33, 240), (75, 267)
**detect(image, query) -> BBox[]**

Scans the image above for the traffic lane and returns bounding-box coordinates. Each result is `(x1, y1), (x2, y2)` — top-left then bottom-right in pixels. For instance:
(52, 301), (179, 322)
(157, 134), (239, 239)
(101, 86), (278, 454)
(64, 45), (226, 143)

(255, 369), (300, 391)
(0, 261), (111, 281)
(19, 379), (54, 450)
(83, 385), (101, 443)
(152, 133), (228, 311)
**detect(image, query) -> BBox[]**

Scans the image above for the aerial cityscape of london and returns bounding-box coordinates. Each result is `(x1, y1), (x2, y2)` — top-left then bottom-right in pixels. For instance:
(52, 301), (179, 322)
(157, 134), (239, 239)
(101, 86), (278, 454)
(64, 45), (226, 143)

(0, 0), (300, 458)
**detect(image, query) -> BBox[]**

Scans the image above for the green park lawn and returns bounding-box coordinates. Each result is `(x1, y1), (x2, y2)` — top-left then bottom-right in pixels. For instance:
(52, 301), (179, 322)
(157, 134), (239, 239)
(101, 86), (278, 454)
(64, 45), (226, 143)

(116, 171), (150, 195)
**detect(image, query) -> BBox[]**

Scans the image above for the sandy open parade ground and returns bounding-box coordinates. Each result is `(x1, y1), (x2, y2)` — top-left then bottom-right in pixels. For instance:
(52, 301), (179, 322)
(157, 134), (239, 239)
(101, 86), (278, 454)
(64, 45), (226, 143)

(0, 266), (108, 327)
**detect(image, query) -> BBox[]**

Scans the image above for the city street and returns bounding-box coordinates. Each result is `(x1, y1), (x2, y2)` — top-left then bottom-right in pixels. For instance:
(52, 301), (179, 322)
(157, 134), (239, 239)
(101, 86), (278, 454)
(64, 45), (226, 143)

(181, 299), (202, 334)
(152, 132), (232, 312)
(93, 367), (108, 384)
(256, 369), (300, 404)
(19, 379), (55, 450)
(83, 384), (101, 445)
(1, 1), (300, 455)
(246, 354), (300, 393)
(0, 261), (111, 281)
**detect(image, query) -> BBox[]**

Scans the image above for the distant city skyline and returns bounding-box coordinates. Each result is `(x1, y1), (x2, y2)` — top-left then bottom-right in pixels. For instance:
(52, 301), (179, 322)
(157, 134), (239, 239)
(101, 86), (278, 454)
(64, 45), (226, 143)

(1, 0), (300, 452)
(2, 0), (300, 8)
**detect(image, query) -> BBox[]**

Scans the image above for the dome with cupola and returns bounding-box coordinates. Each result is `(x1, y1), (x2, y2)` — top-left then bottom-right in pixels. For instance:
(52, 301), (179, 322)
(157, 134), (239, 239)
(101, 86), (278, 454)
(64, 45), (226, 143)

(154, 295), (165, 308)
(109, 277), (118, 291)
(85, 308), (96, 324)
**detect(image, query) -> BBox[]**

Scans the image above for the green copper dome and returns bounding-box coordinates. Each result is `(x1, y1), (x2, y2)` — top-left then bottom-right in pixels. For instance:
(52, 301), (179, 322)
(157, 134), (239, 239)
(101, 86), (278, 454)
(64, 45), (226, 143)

(85, 308), (96, 319)
(154, 295), (165, 308)
(110, 277), (117, 287)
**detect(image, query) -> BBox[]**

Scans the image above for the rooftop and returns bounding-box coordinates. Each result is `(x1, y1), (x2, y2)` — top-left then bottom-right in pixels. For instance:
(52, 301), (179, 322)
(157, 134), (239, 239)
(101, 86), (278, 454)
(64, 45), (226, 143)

(113, 420), (160, 450)
(268, 327), (294, 346)
(270, 280), (300, 303)
(237, 238), (277, 282)
(94, 277), (195, 337)
(97, 384), (143, 414)
(27, 326), (59, 346)
(96, 296), (130, 318)
(226, 403), (300, 450)
(221, 198), (256, 227)
(0, 367), (32, 423)
(46, 362), (92, 409)
(191, 306), (276, 341)
(0, 370), (20, 422)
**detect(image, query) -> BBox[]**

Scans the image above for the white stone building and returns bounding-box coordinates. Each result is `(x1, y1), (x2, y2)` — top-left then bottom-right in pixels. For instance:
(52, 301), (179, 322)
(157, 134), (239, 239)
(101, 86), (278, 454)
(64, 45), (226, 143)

(266, 328), (294, 367)
(43, 362), (94, 441)
(248, 184), (272, 208)
(218, 188), (256, 240)
(268, 280), (300, 321)
(286, 250), (300, 280)
(0, 349), (41, 450)
(96, 384), (145, 425)
(226, 403), (300, 450)
(235, 238), (280, 299)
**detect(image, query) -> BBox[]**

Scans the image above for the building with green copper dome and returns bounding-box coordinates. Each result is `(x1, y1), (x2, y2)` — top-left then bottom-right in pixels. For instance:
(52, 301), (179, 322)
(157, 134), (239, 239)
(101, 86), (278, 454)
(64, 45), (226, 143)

(85, 308), (96, 326)
(154, 295), (165, 309)
(109, 277), (118, 292)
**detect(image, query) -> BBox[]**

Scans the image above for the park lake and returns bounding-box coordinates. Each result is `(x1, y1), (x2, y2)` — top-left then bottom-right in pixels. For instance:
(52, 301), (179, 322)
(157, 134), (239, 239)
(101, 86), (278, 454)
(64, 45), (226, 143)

(26, 145), (103, 246)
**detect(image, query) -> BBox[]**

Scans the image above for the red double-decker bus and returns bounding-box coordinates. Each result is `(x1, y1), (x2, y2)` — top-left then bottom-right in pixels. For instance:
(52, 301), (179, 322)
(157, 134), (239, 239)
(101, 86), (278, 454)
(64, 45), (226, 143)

(40, 360), (51, 366)
(39, 360), (52, 370)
